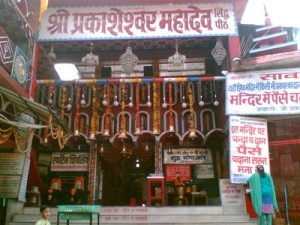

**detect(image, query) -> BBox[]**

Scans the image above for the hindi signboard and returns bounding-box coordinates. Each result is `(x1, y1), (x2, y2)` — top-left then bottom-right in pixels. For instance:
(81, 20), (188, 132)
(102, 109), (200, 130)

(163, 148), (212, 164)
(165, 164), (191, 182)
(37, 2), (238, 41)
(0, 176), (21, 198)
(0, 153), (26, 198)
(226, 69), (300, 115)
(229, 116), (269, 184)
(195, 164), (214, 179)
(51, 152), (89, 171)
(219, 179), (244, 206)
(0, 153), (25, 175)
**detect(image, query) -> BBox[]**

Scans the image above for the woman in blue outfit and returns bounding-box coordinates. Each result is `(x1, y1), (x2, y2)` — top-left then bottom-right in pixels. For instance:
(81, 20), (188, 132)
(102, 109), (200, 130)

(248, 165), (279, 225)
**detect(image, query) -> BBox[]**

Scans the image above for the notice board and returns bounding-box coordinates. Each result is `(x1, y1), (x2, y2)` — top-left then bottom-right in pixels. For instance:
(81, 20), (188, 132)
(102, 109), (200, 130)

(165, 164), (191, 182)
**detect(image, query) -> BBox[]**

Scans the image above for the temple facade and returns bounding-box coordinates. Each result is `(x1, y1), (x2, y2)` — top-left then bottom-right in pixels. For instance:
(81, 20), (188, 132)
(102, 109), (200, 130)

(0, 0), (300, 224)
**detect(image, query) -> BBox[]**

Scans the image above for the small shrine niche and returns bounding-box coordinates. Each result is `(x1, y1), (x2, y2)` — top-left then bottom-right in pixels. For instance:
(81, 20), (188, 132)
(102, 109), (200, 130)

(58, 84), (74, 109)
(162, 82), (178, 105)
(139, 83), (151, 105)
(197, 81), (214, 105)
(135, 111), (150, 132)
(181, 110), (197, 134)
(200, 109), (216, 132)
(117, 112), (132, 133)
(100, 113), (115, 135)
(163, 110), (178, 132)
(79, 113), (89, 135)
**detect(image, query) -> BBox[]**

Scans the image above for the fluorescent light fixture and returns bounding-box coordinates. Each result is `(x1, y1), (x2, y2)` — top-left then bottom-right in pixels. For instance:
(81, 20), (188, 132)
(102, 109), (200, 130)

(54, 63), (79, 81)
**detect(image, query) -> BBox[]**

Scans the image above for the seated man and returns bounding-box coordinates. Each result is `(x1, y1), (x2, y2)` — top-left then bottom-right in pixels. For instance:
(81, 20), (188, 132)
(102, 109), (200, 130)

(48, 178), (62, 206)
(71, 176), (87, 204)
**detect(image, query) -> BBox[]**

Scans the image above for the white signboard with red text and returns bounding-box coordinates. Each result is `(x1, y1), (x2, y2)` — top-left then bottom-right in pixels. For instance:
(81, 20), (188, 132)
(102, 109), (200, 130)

(51, 152), (89, 171)
(229, 116), (270, 184)
(226, 69), (300, 115)
(219, 179), (244, 206)
(37, 2), (238, 41)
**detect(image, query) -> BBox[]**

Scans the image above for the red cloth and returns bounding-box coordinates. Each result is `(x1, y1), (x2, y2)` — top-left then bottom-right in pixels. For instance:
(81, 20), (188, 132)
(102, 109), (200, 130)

(27, 147), (44, 191)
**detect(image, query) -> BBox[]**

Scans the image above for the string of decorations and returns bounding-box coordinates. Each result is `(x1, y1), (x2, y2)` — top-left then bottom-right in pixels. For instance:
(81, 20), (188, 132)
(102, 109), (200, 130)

(74, 85), (81, 135)
(0, 114), (46, 152)
(135, 83), (140, 134)
(152, 82), (161, 134)
(47, 85), (68, 149)
(187, 83), (196, 137)
(168, 83), (174, 132)
(14, 129), (35, 153)
(0, 127), (13, 144)
(104, 86), (111, 137)
(37, 76), (225, 85)
(119, 83), (127, 138)
(89, 84), (97, 140)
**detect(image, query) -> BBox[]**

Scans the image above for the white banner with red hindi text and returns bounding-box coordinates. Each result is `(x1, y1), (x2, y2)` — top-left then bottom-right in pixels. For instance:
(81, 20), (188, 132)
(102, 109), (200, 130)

(37, 2), (237, 41)
(226, 69), (300, 115)
(229, 116), (270, 184)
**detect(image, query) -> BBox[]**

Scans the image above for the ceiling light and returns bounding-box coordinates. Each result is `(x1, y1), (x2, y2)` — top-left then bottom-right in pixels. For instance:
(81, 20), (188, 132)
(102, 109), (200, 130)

(48, 44), (56, 61)
(211, 39), (227, 66)
(54, 63), (79, 81)
(168, 41), (186, 67)
(119, 47), (139, 75)
(81, 52), (99, 65)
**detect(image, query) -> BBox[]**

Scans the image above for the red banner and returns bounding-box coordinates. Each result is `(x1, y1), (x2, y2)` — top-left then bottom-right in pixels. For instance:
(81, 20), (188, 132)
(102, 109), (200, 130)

(165, 164), (191, 182)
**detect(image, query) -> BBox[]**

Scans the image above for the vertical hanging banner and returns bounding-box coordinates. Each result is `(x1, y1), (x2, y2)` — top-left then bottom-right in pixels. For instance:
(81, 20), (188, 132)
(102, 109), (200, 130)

(37, 2), (238, 41)
(229, 116), (269, 184)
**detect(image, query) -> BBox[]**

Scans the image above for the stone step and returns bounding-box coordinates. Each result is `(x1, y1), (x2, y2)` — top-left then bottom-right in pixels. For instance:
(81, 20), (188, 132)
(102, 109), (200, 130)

(7, 206), (258, 225)
(12, 214), (253, 222)
(23, 206), (247, 215)
(7, 222), (258, 225)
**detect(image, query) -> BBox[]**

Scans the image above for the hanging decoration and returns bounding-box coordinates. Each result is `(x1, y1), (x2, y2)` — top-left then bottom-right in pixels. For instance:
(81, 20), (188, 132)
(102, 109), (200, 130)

(168, 41), (186, 67)
(187, 84), (196, 139)
(152, 82), (161, 134)
(14, 129), (35, 153)
(80, 84), (88, 107)
(118, 83), (127, 139)
(113, 85), (119, 106)
(168, 83), (174, 132)
(181, 83), (187, 108)
(0, 114), (46, 152)
(47, 84), (55, 105)
(120, 141), (132, 158)
(81, 43), (99, 65)
(135, 83), (140, 134)
(146, 83), (151, 107)
(198, 81), (205, 106)
(74, 86), (81, 135)
(43, 87), (55, 142)
(136, 141), (153, 163)
(119, 47), (139, 75)
(213, 81), (219, 106)
(48, 44), (56, 61)
(0, 126), (13, 144)
(103, 85), (111, 137)
(211, 38), (227, 66)
(89, 84), (97, 140)
(46, 85), (68, 149)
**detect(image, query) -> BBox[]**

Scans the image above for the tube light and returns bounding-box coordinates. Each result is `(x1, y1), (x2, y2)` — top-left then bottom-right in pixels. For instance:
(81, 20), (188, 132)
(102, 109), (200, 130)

(54, 63), (79, 81)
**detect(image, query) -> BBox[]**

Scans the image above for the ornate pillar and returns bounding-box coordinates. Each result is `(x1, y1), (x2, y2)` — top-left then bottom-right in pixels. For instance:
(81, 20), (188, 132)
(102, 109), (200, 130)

(87, 141), (97, 204)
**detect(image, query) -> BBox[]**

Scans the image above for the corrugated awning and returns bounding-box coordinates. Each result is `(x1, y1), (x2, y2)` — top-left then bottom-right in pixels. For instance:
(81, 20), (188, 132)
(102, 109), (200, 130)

(0, 87), (68, 131)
